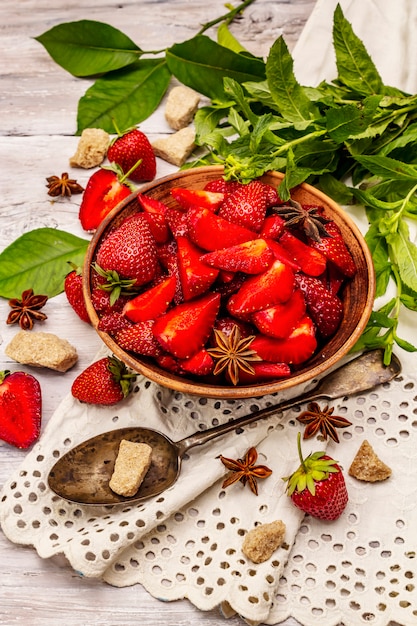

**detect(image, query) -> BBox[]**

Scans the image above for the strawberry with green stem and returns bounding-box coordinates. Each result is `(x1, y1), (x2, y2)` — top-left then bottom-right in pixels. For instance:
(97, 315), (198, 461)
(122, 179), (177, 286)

(71, 355), (136, 405)
(107, 127), (156, 183)
(283, 432), (348, 521)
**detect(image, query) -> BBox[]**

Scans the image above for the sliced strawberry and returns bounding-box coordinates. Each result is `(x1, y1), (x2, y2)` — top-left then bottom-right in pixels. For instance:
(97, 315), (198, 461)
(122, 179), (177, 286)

(201, 239), (274, 275)
(180, 348), (214, 376)
(236, 362), (291, 384)
(266, 239), (301, 271)
(218, 180), (267, 232)
(251, 315), (317, 365)
(252, 288), (306, 339)
(137, 194), (170, 244)
(203, 178), (243, 195)
(188, 207), (257, 251)
(116, 320), (163, 357)
(210, 316), (255, 345)
(79, 167), (132, 232)
(295, 274), (344, 338)
(152, 292), (221, 359)
(171, 187), (224, 211)
(227, 259), (294, 317)
(259, 214), (285, 239)
(309, 221), (357, 277)
(0, 370), (42, 448)
(155, 353), (184, 374)
(122, 275), (176, 322)
(176, 236), (219, 300)
(279, 230), (327, 277)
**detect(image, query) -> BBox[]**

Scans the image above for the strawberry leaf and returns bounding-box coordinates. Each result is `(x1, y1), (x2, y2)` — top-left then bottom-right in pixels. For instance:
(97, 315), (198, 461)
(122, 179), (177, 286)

(77, 59), (171, 134)
(0, 228), (89, 298)
(35, 20), (142, 77)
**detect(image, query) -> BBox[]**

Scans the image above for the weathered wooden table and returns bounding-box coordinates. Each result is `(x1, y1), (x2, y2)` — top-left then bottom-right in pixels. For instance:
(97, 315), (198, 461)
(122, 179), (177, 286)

(0, 1), (315, 624)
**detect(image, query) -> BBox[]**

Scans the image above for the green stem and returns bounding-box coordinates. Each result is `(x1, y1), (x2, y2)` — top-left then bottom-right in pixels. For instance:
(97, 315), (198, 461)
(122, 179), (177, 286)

(197, 0), (257, 35)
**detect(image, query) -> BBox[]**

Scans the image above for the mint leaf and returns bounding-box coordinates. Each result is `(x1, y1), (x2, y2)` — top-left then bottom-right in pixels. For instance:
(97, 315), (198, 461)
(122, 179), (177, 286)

(326, 97), (380, 142)
(266, 37), (319, 123)
(35, 20), (141, 77)
(77, 59), (171, 134)
(166, 35), (265, 100)
(387, 222), (417, 293)
(354, 155), (417, 182)
(0, 229), (89, 298)
(333, 4), (384, 95)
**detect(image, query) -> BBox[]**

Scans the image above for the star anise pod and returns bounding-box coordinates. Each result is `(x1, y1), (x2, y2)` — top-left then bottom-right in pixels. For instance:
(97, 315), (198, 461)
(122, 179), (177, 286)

(272, 199), (332, 242)
(219, 447), (272, 495)
(46, 172), (84, 197)
(207, 324), (262, 385)
(7, 288), (48, 330)
(297, 401), (352, 443)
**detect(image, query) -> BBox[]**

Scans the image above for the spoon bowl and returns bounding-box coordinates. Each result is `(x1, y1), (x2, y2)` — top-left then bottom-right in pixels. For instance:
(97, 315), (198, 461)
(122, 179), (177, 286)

(48, 349), (401, 506)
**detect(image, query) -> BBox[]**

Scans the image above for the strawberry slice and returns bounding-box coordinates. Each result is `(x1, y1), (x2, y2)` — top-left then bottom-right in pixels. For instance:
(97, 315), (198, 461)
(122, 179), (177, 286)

(295, 274), (344, 338)
(165, 206), (189, 238)
(218, 180), (267, 232)
(0, 370), (42, 448)
(116, 320), (163, 357)
(188, 206), (257, 251)
(251, 315), (317, 365)
(266, 239), (301, 271)
(122, 275), (177, 322)
(227, 259), (294, 317)
(236, 362), (291, 384)
(203, 178), (244, 195)
(252, 288), (306, 339)
(180, 348), (214, 376)
(152, 292), (221, 359)
(259, 214), (285, 239)
(309, 221), (357, 277)
(79, 167), (132, 232)
(137, 194), (170, 244)
(279, 230), (327, 277)
(201, 239), (274, 275)
(171, 187), (224, 211)
(176, 236), (219, 300)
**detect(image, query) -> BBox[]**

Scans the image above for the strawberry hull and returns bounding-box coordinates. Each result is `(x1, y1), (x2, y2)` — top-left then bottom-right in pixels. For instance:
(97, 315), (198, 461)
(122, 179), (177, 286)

(84, 166), (374, 399)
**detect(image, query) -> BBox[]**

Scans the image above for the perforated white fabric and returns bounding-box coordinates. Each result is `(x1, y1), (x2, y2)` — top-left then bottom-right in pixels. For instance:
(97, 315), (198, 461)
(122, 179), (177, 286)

(0, 347), (416, 625)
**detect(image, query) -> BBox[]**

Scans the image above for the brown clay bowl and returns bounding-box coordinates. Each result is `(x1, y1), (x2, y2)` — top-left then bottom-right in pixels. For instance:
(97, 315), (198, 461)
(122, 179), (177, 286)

(83, 166), (375, 399)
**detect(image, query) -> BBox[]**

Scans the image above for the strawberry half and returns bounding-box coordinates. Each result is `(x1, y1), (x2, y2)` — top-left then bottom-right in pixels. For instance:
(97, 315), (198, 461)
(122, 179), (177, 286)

(279, 230), (327, 277)
(64, 263), (91, 324)
(251, 315), (317, 365)
(79, 167), (132, 232)
(188, 206), (257, 251)
(252, 288), (306, 339)
(96, 213), (159, 287)
(309, 221), (357, 278)
(295, 274), (344, 338)
(152, 292), (221, 359)
(122, 275), (176, 322)
(176, 236), (219, 300)
(235, 362), (291, 384)
(0, 370), (42, 448)
(71, 355), (136, 405)
(201, 239), (274, 275)
(218, 180), (267, 232)
(179, 348), (214, 376)
(107, 128), (156, 183)
(170, 187), (224, 211)
(227, 259), (294, 317)
(137, 193), (170, 244)
(283, 433), (348, 521)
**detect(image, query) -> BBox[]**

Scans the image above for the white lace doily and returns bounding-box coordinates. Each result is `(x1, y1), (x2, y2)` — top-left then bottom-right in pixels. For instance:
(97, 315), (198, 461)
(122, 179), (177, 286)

(1, 347), (416, 626)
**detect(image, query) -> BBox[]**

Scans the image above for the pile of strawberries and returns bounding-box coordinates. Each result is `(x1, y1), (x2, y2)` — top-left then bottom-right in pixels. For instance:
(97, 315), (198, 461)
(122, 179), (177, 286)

(87, 175), (357, 386)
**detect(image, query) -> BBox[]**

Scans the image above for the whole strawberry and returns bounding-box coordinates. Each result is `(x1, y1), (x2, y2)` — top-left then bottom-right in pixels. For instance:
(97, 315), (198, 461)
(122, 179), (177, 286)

(107, 128), (156, 183)
(95, 213), (159, 287)
(283, 433), (348, 521)
(0, 370), (42, 448)
(64, 263), (91, 324)
(71, 355), (136, 405)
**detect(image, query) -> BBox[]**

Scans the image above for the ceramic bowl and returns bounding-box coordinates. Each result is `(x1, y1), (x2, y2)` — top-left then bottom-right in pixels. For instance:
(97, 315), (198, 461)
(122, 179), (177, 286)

(83, 166), (375, 399)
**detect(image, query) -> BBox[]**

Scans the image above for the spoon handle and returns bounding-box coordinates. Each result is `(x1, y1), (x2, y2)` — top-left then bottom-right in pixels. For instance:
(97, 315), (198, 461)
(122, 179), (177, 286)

(176, 349), (401, 456)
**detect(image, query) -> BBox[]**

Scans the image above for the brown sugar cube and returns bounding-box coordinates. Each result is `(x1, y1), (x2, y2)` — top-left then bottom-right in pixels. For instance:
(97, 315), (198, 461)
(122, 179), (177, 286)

(165, 85), (201, 130)
(348, 440), (392, 482)
(69, 128), (110, 169)
(242, 520), (286, 564)
(5, 330), (78, 372)
(152, 127), (196, 167)
(109, 440), (152, 497)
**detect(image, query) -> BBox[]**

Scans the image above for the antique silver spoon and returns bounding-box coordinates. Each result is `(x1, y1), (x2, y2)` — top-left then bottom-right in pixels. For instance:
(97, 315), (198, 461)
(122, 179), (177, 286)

(48, 349), (401, 506)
